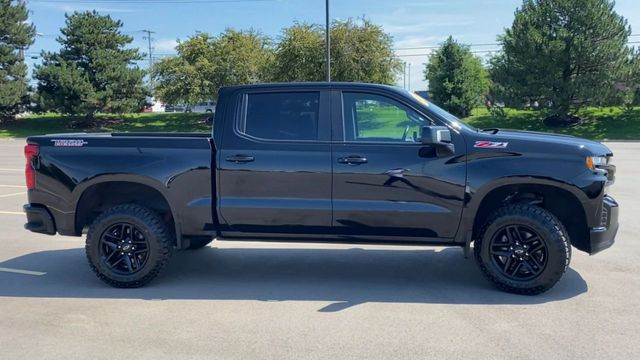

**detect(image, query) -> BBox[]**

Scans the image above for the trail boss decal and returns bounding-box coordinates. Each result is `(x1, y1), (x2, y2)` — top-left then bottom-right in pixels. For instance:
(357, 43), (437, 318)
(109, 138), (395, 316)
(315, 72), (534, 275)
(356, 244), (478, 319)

(51, 139), (88, 147)
(474, 140), (509, 149)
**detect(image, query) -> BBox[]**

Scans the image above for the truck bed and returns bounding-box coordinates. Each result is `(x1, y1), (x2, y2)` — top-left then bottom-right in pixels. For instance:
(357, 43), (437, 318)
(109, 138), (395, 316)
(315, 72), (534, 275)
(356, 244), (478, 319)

(26, 132), (214, 243)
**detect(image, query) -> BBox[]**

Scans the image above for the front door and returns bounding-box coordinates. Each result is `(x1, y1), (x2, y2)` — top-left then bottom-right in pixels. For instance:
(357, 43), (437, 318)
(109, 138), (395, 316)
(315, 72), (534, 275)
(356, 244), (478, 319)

(331, 90), (466, 240)
(218, 89), (332, 235)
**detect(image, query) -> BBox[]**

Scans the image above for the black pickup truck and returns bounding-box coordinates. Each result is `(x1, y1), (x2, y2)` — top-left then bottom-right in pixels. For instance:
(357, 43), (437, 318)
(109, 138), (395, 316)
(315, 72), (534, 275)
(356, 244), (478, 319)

(23, 82), (618, 294)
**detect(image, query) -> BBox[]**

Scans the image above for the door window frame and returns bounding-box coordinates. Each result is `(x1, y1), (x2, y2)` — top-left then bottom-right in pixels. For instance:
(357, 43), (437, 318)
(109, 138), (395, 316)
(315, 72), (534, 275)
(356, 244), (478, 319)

(332, 90), (443, 145)
(235, 88), (331, 144)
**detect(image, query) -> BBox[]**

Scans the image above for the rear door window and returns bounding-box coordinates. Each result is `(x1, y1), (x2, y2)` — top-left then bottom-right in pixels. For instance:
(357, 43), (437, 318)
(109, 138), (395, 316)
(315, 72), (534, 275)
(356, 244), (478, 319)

(243, 92), (320, 141)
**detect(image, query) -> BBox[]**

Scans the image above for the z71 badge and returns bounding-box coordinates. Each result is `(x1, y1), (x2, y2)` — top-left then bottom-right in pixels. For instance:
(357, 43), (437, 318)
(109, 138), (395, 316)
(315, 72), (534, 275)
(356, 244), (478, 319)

(474, 140), (509, 149)
(51, 139), (88, 147)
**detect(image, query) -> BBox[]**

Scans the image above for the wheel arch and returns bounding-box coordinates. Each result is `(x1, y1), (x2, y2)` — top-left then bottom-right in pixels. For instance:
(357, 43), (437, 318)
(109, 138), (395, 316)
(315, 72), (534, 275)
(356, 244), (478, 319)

(74, 175), (179, 246)
(466, 178), (590, 252)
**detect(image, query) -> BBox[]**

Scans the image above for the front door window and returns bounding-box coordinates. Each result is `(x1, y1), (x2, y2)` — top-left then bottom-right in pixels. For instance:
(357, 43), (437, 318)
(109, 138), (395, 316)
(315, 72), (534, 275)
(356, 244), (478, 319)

(342, 92), (429, 143)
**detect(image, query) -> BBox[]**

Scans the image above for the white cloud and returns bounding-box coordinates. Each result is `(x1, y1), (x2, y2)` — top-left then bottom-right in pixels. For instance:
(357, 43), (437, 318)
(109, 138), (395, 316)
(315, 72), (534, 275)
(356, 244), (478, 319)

(37, 2), (136, 14)
(154, 38), (179, 52)
(394, 35), (446, 49)
(376, 3), (475, 36)
(381, 17), (475, 35)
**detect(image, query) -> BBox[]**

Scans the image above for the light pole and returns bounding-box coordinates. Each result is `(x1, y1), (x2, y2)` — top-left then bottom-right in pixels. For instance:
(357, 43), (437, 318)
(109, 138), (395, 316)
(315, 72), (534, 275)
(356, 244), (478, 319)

(403, 62), (407, 89)
(325, 0), (330, 82)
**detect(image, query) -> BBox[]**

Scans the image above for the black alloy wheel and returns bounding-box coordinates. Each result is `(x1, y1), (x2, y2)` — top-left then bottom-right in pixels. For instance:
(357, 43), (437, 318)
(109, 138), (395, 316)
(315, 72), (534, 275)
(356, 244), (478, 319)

(474, 204), (571, 295)
(86, 204), (173, 288)
(99, 223), (150, 275)
(488, 224), (547, 281)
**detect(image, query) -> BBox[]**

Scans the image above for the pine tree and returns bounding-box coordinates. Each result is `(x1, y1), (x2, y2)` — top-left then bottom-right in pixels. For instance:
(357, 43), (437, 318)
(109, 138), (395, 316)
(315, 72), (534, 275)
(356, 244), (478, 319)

(425, 36), (490, 118)
(0, 0), (36, 121)
(491, 0), (631, 125)
(35, 11), (147, 117)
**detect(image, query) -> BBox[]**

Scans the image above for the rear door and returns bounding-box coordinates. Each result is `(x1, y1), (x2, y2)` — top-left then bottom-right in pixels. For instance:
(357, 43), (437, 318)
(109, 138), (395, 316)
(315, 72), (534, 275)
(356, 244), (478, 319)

(331, 89), (466, 240)
(218, 88), (332, 235)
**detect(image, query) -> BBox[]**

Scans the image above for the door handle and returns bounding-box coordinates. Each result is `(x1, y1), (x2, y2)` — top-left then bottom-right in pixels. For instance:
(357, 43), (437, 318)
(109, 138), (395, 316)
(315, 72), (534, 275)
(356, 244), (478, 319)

(338, 156), (368, 165)
(226, 154), (255, 163)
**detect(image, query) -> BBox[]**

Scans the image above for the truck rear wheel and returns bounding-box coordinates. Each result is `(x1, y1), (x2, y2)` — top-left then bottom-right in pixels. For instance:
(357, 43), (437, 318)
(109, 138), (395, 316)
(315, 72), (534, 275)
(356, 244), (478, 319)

(85, 204), (173, 288)
(474, 204), (571, 295)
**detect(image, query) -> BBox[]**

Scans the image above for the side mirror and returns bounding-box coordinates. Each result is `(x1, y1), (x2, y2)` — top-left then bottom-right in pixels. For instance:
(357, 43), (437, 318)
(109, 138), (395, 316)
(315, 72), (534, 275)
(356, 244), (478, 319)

(421, 126), (455, 154)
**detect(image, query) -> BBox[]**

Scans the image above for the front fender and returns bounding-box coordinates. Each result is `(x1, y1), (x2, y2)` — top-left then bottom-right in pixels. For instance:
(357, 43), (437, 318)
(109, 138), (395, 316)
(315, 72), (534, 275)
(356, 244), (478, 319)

(454, 175), (592, 243)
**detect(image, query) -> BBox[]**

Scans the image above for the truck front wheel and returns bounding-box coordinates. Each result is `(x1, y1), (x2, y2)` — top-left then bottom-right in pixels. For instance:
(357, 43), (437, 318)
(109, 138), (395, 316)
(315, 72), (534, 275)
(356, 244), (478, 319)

(474, 204), (571, 295)
(85, 204), (173, 288)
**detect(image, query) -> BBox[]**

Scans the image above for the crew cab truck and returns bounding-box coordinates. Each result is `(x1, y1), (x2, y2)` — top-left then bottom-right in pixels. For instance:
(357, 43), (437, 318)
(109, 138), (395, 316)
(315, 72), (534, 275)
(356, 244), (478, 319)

(23, 83), (618, 294)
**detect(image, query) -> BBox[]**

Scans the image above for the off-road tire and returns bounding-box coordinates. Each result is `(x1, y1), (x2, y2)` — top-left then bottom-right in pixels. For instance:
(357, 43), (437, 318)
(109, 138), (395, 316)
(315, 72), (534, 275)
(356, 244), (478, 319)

(474, 204), (571, 295)
(86, 204), (173, 288)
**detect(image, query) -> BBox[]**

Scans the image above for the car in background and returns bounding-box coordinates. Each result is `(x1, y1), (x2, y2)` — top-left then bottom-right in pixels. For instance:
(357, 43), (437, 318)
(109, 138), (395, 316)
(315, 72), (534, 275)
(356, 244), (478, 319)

(186, 101), (216, 113)
(164, 104), (175, 112)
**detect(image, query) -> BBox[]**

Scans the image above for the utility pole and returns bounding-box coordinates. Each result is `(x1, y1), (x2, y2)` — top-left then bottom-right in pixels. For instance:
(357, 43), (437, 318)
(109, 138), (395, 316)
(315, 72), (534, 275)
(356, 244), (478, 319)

(17, 0), (27, 61)
(142, 29), (155, 89)
(402, 62), (406, 89)
(325, 0), (330, 82)
(407, 63), (411, 92)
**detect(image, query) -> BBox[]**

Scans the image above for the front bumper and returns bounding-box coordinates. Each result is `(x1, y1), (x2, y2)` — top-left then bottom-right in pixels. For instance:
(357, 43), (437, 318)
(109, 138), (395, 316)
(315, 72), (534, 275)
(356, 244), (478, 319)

(24, 204), (56, 235)
(588, 195), (619, 255)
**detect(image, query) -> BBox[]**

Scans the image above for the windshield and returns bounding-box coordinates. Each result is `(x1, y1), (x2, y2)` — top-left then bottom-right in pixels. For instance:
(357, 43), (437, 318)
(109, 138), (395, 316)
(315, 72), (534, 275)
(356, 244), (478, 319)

(408, 91), (477, 132)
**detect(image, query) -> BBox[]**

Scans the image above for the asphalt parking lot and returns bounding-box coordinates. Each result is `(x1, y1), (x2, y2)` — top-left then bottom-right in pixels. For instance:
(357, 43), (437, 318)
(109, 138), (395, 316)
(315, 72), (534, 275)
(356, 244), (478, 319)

(0, 138), (639, 359)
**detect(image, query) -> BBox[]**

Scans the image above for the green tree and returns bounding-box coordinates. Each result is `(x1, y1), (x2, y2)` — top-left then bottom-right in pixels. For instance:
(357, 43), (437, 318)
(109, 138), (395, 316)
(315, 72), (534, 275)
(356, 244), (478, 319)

(270, 23), (324, 82)
(618, 49), (640, 109)
(152, 29), (272, 104)
(491, 0), (631, 124)
(151, 33), (216, 105)
(0, 0), (35, 121)
(34, 11), (147, 116)
(270, 19), (402, 83)
(425, 36), (490, 117)
(330, 19), (402, 84)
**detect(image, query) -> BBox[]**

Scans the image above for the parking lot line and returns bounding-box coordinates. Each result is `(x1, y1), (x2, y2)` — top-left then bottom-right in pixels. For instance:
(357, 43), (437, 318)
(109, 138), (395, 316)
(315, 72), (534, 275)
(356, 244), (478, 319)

(0, 168), (22, 172)
(0, 192), (26, 198)
(0, 185), (24, 188)
(0, 211), (23, 215)
(0, 267), (46, 276)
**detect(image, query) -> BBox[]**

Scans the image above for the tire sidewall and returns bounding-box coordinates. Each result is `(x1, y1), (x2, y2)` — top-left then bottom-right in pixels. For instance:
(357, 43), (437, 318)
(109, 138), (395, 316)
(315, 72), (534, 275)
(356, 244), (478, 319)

(477, 208), (570, 292)
(87, 211), (167, 284)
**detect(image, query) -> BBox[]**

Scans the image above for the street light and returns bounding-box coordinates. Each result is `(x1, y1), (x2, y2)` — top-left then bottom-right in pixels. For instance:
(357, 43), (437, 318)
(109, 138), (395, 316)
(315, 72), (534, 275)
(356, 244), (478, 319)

(325, 0), (330, 82)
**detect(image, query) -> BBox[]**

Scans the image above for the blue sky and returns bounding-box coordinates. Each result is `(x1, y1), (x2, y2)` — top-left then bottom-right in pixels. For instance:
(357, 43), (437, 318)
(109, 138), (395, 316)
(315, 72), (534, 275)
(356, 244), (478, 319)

(24, 0), (640, 91)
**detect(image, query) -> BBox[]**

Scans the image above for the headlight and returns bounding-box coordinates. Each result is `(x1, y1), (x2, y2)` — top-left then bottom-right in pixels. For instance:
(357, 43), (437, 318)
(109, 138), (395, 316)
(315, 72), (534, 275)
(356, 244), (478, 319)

(586, 156), (608, 170)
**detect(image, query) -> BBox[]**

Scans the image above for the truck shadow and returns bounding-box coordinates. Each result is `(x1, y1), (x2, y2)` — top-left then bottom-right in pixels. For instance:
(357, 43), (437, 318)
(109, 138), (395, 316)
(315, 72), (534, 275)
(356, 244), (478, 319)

(0, 246), (587, 311)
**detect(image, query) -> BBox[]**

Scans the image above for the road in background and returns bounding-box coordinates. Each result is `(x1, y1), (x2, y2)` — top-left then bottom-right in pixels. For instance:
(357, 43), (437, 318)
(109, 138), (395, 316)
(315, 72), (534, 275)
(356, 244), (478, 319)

(0, 139), (638, 359)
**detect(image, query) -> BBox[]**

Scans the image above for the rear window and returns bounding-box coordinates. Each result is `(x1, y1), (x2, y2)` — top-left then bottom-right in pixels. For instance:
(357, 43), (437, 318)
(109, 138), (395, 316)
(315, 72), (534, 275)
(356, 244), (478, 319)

(244, 92), (320, 141)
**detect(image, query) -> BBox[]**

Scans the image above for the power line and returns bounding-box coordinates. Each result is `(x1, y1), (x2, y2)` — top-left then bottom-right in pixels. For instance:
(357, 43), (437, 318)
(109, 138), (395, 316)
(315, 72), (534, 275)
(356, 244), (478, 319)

(398, 50), (500, 58)
(26, 39), (640, 59)
(396, 40), (640, 57)
(29, 0), (274, 3)
(396, 43), (500, 51)
(396, 35), (640, 52)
